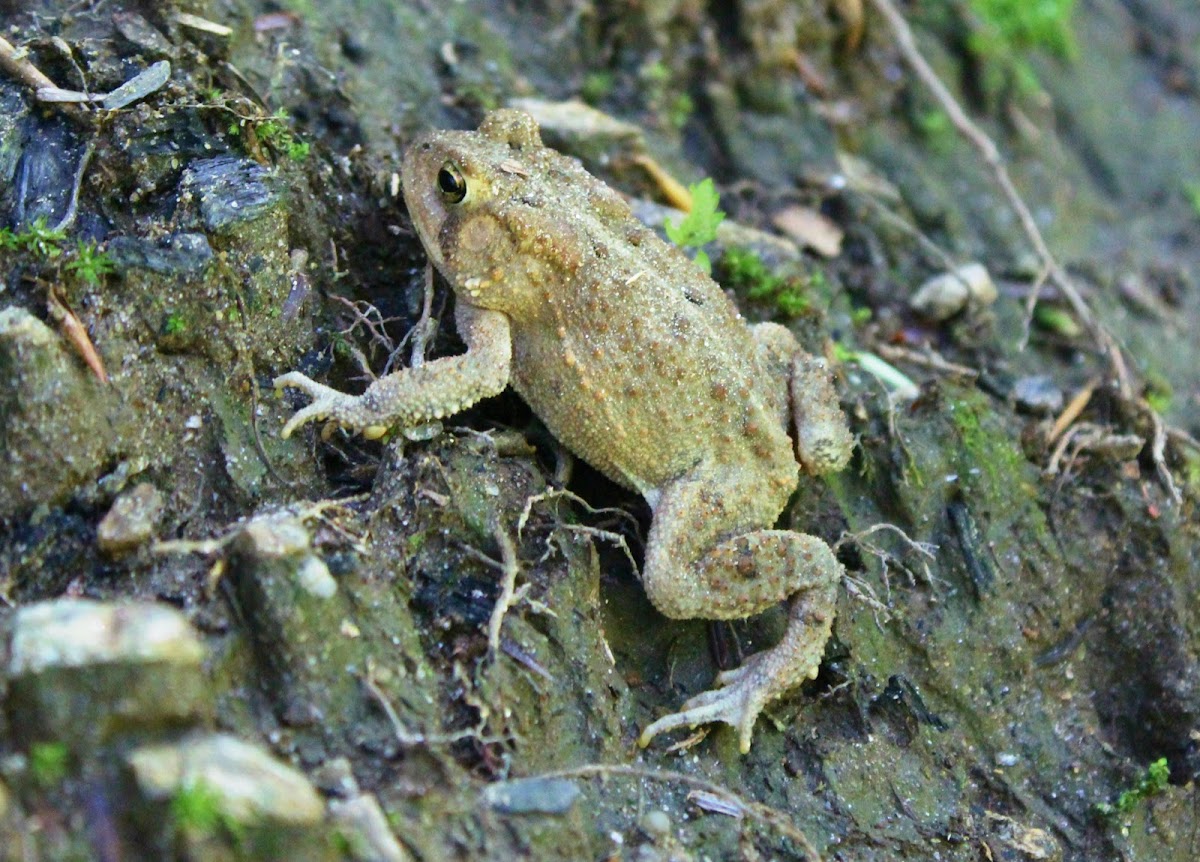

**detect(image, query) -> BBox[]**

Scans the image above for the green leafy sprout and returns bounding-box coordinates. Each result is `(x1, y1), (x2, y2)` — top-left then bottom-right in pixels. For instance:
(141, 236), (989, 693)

(664, 178), (725, 275)
(1097, 757), (1170, 817)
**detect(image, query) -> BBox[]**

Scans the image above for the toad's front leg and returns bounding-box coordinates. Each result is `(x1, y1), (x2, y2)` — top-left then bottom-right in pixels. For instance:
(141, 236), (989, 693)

(636, 465), (842, 753)
(274, 303), (512, 439)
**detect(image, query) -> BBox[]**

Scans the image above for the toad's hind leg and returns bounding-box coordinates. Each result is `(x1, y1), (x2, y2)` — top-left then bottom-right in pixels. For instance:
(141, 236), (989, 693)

(750, 321), (853, 475)
(637, 469), (842, 753)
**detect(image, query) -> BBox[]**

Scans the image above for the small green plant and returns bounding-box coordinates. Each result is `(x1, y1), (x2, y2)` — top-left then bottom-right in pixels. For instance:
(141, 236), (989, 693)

(964, 0), (1076, 96)
(1144, 373), (1173, 414)
(667, 92), (694, 131)
(1, 217), (68, 258)
(30, 741), (69, 787)
(1097, 757), (1170, 816)
(1183, 181), (1200, 218)
(968, 0), (1077, 58)
(164, 313), (188, 335)
(172, 780), (244, 843)
(580, 71), (615, 105)
(665, 179), (725, 274)
(850, 306), (873, 326)
(65, 241), (115, 285)
(1033, 304), (1082, 337)
(231, 108), (310, 161)
(719, 246), (812, 317)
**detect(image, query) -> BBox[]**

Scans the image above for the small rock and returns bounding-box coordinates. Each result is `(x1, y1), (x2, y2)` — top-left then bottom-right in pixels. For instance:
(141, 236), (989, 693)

(178, 156), (280, 232)
(910, 263), (997, 321)
(230, 511), (367, 729)
(311, 756), (359, 798)
(9, 599), (203, 674)
(6, 600), (209, 749)
(330, 793), (417, 862)
(107, 232), (214, 276)
(127, 733), (324, 827)
(483, 776), (581, 815)
(113, 11), (175, 58)
(640, 809), (672, 838)
(1011, 375), (1064, 415)
(97, 482), (164, 555)
(10, 120), (84, 228)
(239, 514), (337, 598)
(0, 307), (116, 519)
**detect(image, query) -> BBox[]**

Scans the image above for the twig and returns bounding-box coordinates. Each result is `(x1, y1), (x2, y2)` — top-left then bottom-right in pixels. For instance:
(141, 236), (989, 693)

(53, 140), (94, 233)
(1142, 398), (1181, 506)
(517, 488), (642, 576)
(1047, 378), (1098, 444)
(486, 525), (520, 658)
(0, 34), (58, 93)
(410, 263), (437, 369)
(538, 764), (824, 861)
(0, 34), (86, 122)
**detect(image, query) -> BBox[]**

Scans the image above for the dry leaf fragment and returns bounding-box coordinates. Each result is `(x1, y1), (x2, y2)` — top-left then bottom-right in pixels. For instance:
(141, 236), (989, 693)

(48, 289), (108, 384)
(770, 205), (843, 257)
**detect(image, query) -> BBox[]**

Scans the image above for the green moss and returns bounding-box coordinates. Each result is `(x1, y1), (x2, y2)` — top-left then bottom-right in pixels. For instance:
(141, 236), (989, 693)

(1033, 305), (1082, 337)
(1184, 180), (1200, 219)
(718, 246), (813, 318)
(1144, 373), (1173, 414)
(0, 217), (67, 259)
(580, 71), (615, 105)
(164, 313), (188, 335)
(172, 779), (245, 844)
(29, 741), (69, 787)
(949, 394), (1028, 495)
(405, 529), (428, 556)
(967, 0), (1077, 58)
(964, 0), (1076, 97)
(1097, 757), (1170, 816)
(915, 108), (955, 153)
(667, 92), (694, 130)
(231, 109), (310, 162)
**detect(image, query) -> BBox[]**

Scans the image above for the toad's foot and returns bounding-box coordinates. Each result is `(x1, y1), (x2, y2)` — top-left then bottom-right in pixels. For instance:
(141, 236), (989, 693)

(639, 590), (833, 754)
(273, 372), (391, 440)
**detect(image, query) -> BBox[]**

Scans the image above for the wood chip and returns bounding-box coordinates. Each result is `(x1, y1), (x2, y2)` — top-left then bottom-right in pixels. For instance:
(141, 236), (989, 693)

(172, 12), (234, 37)
(102, 60), (170, 110)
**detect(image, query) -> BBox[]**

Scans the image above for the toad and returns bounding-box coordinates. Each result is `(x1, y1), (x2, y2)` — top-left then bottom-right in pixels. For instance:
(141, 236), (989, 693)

(274, 109), (854, 752)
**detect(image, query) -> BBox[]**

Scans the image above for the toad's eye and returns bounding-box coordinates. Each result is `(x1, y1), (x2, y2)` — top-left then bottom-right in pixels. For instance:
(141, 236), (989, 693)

(437, 162), (467, 203)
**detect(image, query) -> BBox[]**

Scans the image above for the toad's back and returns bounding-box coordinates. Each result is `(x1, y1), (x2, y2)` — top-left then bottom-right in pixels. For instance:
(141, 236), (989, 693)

(400, 109), (798, 497)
